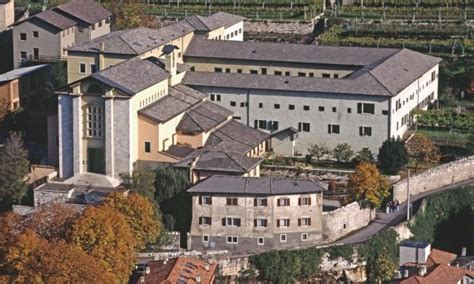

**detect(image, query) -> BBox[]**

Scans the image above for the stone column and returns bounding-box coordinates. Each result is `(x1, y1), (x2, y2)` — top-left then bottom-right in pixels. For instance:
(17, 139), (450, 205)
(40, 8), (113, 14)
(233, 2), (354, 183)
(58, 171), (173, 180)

(104, 93), (115, 177)
(71, 92), (83, 176)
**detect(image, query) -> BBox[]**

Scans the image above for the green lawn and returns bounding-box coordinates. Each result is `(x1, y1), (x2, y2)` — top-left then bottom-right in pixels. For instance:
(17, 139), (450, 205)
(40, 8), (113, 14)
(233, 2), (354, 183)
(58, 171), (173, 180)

(418, 129), (470, 146)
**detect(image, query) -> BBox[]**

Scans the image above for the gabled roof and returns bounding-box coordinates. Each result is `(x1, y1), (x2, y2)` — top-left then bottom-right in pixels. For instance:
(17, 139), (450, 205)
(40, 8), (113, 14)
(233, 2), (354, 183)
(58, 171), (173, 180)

(139, 85), (206, 123)
(184, 12), (245, 32)
(68, 21), (195, 55)
(55, 0), (111, 24)
(188, 175), (327, 195)
(32, 9), (78, 30)
(427, 248), (458, 268)
(177, 101), (233, 133)
(400, 264), (474, 284)
(184, 151), (262, 173)
(0, 64), (49, 83)
(91, 57), (169, 95)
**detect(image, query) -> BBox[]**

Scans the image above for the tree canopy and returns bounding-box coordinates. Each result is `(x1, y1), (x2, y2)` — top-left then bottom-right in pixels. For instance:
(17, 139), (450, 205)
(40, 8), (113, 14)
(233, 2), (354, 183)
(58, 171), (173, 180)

(120, 161), (156, 204)
(350, 162), (390, 208)
(0, 133), (30, 206)
(332, 143), (354, 163)
(307, 143), (330, 162)
(377, 138), (408, 175)
(406, 133), (440, 172)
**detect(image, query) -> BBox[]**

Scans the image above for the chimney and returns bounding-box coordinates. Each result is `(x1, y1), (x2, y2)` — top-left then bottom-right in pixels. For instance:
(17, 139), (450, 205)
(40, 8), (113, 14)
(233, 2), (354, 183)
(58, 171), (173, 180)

(461, 247), (467, 257)
(204, 263), (210, 271)
(161, 45), (179, 77)
(196, 275), (201, 283)
(418, 265), (427, 276)
(99, 42), (105, 71)
(403, 269), (409, 278)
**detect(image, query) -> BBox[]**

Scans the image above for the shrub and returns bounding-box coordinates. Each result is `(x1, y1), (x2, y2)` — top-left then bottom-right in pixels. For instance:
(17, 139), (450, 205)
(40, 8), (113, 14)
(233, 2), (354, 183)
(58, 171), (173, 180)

(378, 138), (408, 175)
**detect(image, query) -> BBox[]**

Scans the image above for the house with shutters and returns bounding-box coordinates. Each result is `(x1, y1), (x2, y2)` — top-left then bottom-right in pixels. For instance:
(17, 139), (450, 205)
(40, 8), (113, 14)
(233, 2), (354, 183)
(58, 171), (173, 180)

(187, 175), (326, 254)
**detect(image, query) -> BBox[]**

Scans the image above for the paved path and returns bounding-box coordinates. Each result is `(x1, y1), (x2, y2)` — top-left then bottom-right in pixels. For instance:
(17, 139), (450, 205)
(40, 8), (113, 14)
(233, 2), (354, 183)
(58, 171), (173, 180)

(330, 178), (474, 245)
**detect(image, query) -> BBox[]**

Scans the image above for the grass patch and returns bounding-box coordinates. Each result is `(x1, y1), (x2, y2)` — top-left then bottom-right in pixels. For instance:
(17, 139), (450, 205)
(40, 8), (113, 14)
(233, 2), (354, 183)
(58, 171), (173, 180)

(418, 129), (470, 146)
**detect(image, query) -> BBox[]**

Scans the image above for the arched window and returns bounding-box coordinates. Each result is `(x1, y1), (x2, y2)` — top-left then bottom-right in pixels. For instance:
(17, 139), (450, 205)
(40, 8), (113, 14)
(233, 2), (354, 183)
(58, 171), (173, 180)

(84, 104), (104, 138)
(86, 83), (102, 94)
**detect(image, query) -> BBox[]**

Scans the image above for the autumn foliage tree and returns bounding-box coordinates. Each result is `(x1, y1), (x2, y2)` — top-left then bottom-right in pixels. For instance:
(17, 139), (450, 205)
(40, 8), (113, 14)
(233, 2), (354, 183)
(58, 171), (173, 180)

(102, 192), (161, 250)
(106, 0), (158, 30)
(406, 133), (440, 172)
(68, 205), (136, 282)
(350, 162), (390, 208)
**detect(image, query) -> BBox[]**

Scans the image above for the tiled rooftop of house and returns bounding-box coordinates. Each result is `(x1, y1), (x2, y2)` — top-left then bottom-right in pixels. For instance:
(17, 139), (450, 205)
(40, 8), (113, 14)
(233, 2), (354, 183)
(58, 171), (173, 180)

(188, 175), (327, 195)
(33, 9), (78, 30)
(184, 41), (442, 96)
(92, 57), (169, 95)
(400, 263), (474, 284)
(0, 64), (49, 83)
(177, 101), (233, 133)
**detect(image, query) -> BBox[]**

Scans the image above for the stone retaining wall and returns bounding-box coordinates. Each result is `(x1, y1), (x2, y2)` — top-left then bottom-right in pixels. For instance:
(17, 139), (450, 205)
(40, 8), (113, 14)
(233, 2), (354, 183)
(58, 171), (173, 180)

(244, 20), (314, 34)
(393, 155), (474, 203)
(322, 201), (375, 242)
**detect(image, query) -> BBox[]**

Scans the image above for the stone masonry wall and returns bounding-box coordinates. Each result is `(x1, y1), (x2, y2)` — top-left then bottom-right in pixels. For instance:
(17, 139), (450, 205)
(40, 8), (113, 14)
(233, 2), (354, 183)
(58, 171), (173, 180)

(322, 202), (374, 242)
(393, 155), (474, 203)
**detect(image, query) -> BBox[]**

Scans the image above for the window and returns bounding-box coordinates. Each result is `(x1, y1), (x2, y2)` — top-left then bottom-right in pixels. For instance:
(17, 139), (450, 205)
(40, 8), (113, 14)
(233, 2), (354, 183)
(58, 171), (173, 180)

(303, 105), (310, 111)
(274, 104), (280, 109)
(301, 233), (308, 241)
(99, 21), (103, 27)
(298, 197), (311, 206)
(222, 217), (241, 227)
(225, 68), (230, 73)
(20, 51), (27, 59)
(280, 234), (287, 242)
(298, 217), (311, 226)
(250, 70), (258, 74)
(382, 110), (389, 115)
(277, 219), (290, 227)
(145, 142), (151, 153)
(322, 73), (330, 78)
(261, 68), (267, 75)
(85, 105), (104, 138)
(274, 71), (282, 75)
(289, 104), (295, 110)
(198, 195), (212, 205)
(214, 67), (222, 72)
(327, 124), (340, 134)
(226, 236), (238, 244)
(79, 63), (86, 74)
(277, 197), (290, 207)
(285, 71), (290, 76)
(203, 235), (209, 242)
(359, 126), (372, 136)
(431, 71), (436, 81)
(210, 94), (215, 101)
(309, 72), (314, 77)
(237, 69), (242, 73)
(190, 66), (195, 71)
(257, 237), (264, 245)
(270, 121), (279, 131)
(216, 94), (221, 101)
(198, 217), (212, 225)
(90, 64), (97, 73)
(226, 197), (238, 206)
(357, 103), (375, 114)
(33, 31), (39, 38)
(347, 108), (352, 113)
(318, 106), (325, 112)
(254, 198), (268, 207)
(230, 101), (236, 107)
(258, 103), (263, 108)
(298, 72), (306, 77)
(254, 218), (268, 227)
(334, 74), (339, 78)
(233, 116), (241, 120)
(240, 102), (246, 107)
(91, 23), (95, 30)
(20, 33), (26, 40)
(258, 120), (267, 129)
(332, 107), (337, 112)
(33, 48), (39, 59)
(298, 122), (310, 132)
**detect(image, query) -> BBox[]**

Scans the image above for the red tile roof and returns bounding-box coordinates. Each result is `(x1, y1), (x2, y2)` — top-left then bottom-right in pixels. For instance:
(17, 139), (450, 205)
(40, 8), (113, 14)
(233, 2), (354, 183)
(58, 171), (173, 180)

(401, 264), (474, 284)
(426, 248), (458, 268)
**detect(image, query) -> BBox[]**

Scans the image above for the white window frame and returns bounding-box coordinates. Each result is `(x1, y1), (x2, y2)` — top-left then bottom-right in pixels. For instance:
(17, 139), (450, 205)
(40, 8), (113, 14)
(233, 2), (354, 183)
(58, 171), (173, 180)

(202, 235), (209, 243)
(280, 234), (287, 243)
(300, 217), (311, 227)
(202, 196), (212, 205)
(226, 236), (238, 244)
(257, 237), (265, 246)
(224, 217), (241, 227)
(279, 218), (290, 227)
(255, 218), (268, 228)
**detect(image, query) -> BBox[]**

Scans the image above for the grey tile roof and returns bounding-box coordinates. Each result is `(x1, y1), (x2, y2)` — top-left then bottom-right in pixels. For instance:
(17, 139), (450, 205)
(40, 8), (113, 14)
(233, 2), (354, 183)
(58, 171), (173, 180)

(187, 175), (326, 195)
(176, 101), (233, 132)
(56, 0), (112, 24)
(164, 145), (196, 159)
(184, 12), (245, 31)
(91, 57), (169, 95)
(0, 64), (49, 83)
(33, 9), (78, 30)
(183, 71), (393, 97)
(188, 151), (262, 173)
(69, 21), (195, 55)
(138, 84), (206, 122)
(184, 38), (398, 66)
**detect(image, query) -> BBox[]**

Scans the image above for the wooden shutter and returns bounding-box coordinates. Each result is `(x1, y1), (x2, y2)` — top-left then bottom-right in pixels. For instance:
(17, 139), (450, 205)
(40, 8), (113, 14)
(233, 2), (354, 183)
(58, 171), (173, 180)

(198, 196), (202, 205)
(277, 199), (281, 207)
(254, 198), (258, 207)
(236, 219), (241, 227)
(359, 126), (363, 136)
(199, 217), (202, 225)
(209, 197), (212, 205)
(254, 219), (257, 227)
(287, 199), (290, 206)
(277, 219), (280, 227)
(298, 218), (301, 226)
(298, 198), (301, 206)
(357, 103), (362, 113)
(222, 218), (226, 226)
(288, 219), (290, 226)
(308, 218), (312, 226)
(308, 197), (312, 205)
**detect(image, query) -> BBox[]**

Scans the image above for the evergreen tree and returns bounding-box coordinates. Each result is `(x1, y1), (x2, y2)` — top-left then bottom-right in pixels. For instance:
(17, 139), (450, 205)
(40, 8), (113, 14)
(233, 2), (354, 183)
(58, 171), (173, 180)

(377, 138), (408, 175)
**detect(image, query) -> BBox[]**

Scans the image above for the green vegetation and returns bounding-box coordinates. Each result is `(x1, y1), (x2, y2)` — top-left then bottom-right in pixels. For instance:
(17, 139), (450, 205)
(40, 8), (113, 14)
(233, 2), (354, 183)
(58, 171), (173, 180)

(418, 129), (470, 146)
(417, 109), (474, 131)
(409, 186), (473, 245)
(249, 229), (399, 283)
(377, 138), (409, 175)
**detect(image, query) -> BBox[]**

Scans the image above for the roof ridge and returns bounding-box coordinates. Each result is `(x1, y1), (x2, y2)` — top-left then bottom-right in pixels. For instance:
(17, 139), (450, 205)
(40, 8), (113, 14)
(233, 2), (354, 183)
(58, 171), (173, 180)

(224, 152), (248, 172)
(367, 49), (404, 96)
(214, 120), (261, 149)
(183, 112), (205, 132)
(119, 32), (142, 54)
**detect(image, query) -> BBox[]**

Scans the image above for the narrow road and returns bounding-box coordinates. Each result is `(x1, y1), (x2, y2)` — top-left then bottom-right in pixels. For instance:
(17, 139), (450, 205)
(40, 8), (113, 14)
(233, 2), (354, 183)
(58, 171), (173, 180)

(331, 178), (474, 245)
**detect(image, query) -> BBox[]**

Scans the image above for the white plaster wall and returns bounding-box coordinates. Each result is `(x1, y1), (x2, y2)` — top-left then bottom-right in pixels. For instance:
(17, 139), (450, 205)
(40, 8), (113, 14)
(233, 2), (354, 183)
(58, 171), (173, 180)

(223, 21), (244, 41)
